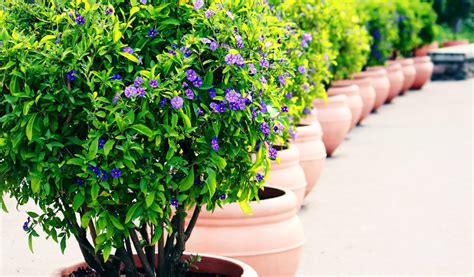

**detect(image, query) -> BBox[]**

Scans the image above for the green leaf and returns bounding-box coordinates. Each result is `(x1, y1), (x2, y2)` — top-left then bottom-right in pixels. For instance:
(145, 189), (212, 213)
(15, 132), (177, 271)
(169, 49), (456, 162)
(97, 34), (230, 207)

(23, 100), (34, 116)
(145, 192), (155, 208)
(66, 158), (84, 166)
(26, 212), (39, 218)
(30, 174), (40, 194)
(0, 194), (8, 212)
(81, 212), (92, 229)
(213, 155), (227, 170)
(113, 21), (121, 42)
(28, 233), (34, 253)
(179, 110), (191, 129)
(102, 243), (112, 262)
(91, 183), (99, 201)
(160, 18), (180, 26)
(103, 140), (115, 157)
(119, 52), (139, 63)
(40, 35), (56, 44)
(109, 215), (124, 230)
(60, 236), (66, 254)
(206, 169), (216, 198)
(151, 226), (163, 245)
(26, 113), (37, 141)
(201, 71), (213, 89)
(130, 124), (154, 138)
(179, 167), (194, 192)
(130, 7), (140, 16)
(72, 193), (85, 212)
(88, 137), (99, 160)
(125, 202), (140, 223)
(239, 201), (253, 215)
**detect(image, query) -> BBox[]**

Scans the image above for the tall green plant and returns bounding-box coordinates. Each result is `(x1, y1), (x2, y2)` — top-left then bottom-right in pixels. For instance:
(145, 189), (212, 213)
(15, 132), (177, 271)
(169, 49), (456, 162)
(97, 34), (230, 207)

(358, 0), (398, 66)
(433, 0), (472, 37)
(0, 0), (295, 276)
(414, 1), (439, 46)
(393, 0), (423, 57)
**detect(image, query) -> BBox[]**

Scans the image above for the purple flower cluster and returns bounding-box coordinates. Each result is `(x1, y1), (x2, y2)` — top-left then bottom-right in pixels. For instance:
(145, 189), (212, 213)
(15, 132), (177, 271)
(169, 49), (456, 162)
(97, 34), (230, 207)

(248, 63), (257, 75)
(235, 35), (244, 49)
(122, 46), (134, 54)
(256, 173), (264, 182)
(225, 53), (244, 67)
(210, 101), (227, 113)
(194, 0), (204, 10)
(260, 122), (270, 137)
(225, 88), (246, 111)
(186, 69), (203, 88)
(278, 75), (286, 86)
(205, 9), (215, 18)
(259, 59), (269, 68)
(124, 86), (145, 98)
(98, 138), (106, 150)
(110, 74), (122, 81)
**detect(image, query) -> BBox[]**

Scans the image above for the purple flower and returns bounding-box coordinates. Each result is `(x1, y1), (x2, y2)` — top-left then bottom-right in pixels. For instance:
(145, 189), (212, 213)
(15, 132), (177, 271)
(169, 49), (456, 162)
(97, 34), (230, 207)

(88, 166), (101, 178)
(136, 87), (146, 97)
(298, 65), (306, 74)
(259, 59), (269, 68)
(211, 136), (219, 151)
(278, 75), (286, 86)
(193, 77), (203, 88)
(101, 169), (108, 181)
(210, 102), (226, 113)
(186, 69), (198, 82)
(259, 76), (267, 85)
(196, 107), (204, 115)
(183, 48), (191, 58)
(290, 127), (297, 139)
(248, 63), (257, 75)
(225, 89), (241, 103)
(201, 38), (211, 44)
(235, 35), (242, 41)
(194, 0), (204, 10)
(205, 9), (215, 18)
(268, 147), (278, 160)
(302, 84), (309, 91)
(168, 49), (176, 56)
(171, 96), (184, 109)
(281, 106), (288, 113)
(113, 93), (120, 104)
(76, 178), (85, 186)
(210, 41), (219, 51)
(124, 86), (137, 98)
(66, 70), (77, 81)
(303, 33), (312, 42)
(149, 79), (158, 88)
(219, 193), (226, 200)
(105, 7), (114, 15)
(148, 28), (157, 37)
(250, 107), (257, 120)
(140, 0), (147, 4)
(185, 89), (195, 100)
(170, 197), (179, 207)
(259, 101), (267, 112)
(76, 15), (85, 25)
(98, 138), (106, 150)
(256, 173), (264, 181)
(259, 34), (264, 41)
(236, 41), (244, 49)
(260, 122), (270, 137)
(286, 92), (293, 99)
(264, 41), (272, 48)
(225, 54), (236, 65)
(235, 54), (244, 67)
(208, 88), (216, 98)
(159, 97), (167, 107)
(226, 11), (234, 20)
(22, 217), (31, 231)
(134, 76), (143, 87)
(303, 107), (311, 115)
(110, 168), (121, 179)
(110, 74), (122, 81)
(122, 46), (133, 54)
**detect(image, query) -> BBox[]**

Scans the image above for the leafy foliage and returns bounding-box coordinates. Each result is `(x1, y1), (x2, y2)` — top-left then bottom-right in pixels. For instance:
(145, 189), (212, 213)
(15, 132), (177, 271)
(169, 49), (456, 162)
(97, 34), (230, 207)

(393, 0), (423, 57)
(414, 1), (439, 46)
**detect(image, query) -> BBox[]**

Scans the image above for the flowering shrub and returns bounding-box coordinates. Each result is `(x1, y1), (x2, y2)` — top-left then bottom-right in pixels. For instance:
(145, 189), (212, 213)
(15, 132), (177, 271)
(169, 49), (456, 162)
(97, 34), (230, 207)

(269, 0), (330, 117)
(393, 0), (422, 57)
(358, 0), (398, 66)
(0, 0), (293, 275)
(324, 0), (371, 81)
(413, 1), (439, 47)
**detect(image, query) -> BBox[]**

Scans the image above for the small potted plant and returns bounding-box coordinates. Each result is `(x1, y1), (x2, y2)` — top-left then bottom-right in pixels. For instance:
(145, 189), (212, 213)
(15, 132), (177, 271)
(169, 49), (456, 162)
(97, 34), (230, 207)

(0, 0), (294, 276)
(433, 0), (472, 47)
(414, 1), (439, 57)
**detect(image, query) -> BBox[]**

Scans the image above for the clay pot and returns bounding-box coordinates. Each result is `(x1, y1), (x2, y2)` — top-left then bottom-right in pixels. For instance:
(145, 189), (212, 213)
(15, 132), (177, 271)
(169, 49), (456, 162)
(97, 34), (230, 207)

(353, 68), (390, 112)
(57, 253), (258, 277)
(414, 41), (439, 57)
(327, 85), (363, 129)
(293, 124), (326, 197)
(313, 95), (352, 157)
(443, 40), (469, 48)
(389, 59), (416, 94)
(186, 187), (305, 277)
(411, 56), (434, 90)
(333, 79), (376, 124)
(385, 63), (405, 102)
(299, 108), (319, 125)
(266, 145), (307, 208)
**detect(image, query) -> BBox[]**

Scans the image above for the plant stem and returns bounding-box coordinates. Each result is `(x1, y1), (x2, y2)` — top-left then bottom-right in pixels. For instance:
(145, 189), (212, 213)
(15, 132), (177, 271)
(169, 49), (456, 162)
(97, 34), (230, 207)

(129, 228), (155, 277)
(184, 205), (201, 241)
(116, 247), (139, 277)
(158, 233), (165, 277)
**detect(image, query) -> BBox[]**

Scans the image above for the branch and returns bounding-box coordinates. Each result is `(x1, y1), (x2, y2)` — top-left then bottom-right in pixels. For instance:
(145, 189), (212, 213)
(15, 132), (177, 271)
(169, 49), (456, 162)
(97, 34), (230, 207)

(115, 247), (139, 277)
(184, 205), (201, 241)
(88, 220), (97, 246)
(158, 233), (165, 277)
(129, 228), (155, 277)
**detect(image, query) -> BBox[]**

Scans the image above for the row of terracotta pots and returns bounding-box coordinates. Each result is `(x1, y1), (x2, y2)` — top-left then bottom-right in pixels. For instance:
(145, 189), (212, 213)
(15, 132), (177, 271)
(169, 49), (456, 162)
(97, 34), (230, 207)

(185, 57), (434, 276)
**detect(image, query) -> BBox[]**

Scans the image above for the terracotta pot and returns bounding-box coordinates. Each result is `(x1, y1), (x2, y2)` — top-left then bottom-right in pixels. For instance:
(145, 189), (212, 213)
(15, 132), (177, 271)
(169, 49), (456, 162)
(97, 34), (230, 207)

(333, 79), (375, 124)
(411, 56), (434, 90)
(443, 40), (469, 48)
(385, 63), (405, 102)
(299, 108), (319, 125)
(187, 186), (305, 277)
(389, 59), (416, 94)
(313, 95), (352, 157)
(327, 84), (363, 129)
(57, 253), (258, 277)
(293, 123), (326, 197)
(266, 145), (307, 208)
(414, 41), (439, 57)
(353, 68), (390, 111)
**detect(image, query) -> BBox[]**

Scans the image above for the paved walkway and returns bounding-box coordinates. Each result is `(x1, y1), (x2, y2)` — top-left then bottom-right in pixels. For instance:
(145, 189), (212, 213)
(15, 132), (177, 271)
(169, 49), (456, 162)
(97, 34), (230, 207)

(1, 80), (472, 276)
(298, 79), (473, 275)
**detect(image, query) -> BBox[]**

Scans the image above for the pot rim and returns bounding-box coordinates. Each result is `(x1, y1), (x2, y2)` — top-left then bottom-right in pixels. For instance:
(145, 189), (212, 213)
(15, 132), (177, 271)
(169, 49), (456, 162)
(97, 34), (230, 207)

(314, 94), (347, 105)
(332, 78), (371, 87)
(55, 253), (258, 277)
(328, 84), (359, 97)
(353, 68), (387, 78)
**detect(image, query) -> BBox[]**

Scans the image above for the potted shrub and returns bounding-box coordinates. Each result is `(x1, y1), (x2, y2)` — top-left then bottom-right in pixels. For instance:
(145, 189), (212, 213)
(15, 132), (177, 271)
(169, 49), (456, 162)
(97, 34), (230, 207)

(433, 0), (472, 46)
(414, 1), (440, 56)
(356, 0), (396, 109)
(0, 0), (291, 276)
